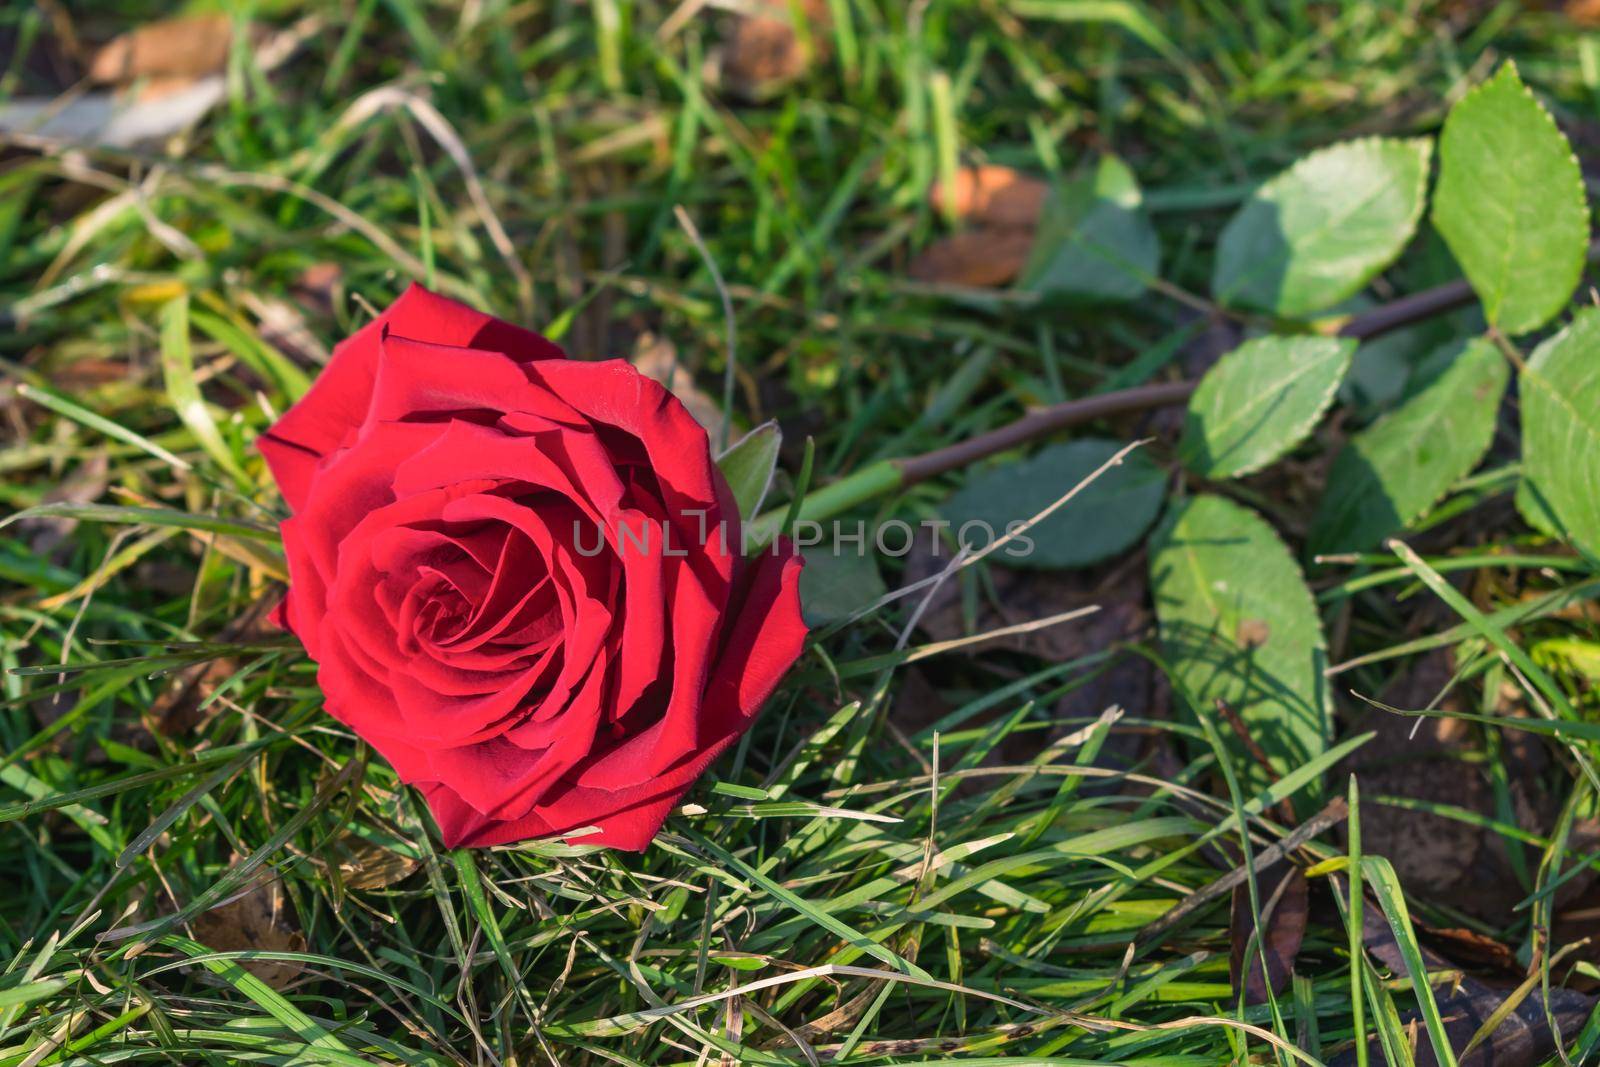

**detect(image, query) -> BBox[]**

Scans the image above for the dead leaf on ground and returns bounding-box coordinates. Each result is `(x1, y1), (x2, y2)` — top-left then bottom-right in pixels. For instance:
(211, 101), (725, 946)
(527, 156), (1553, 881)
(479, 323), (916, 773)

(324, 834), (421, 891)
(1568, 0), (1600, 24)
(903, 539), (1148, 666)
(717, 0), (832, 101)
(1332, 885), (1596, 1067)
(1339, 650), (1558, 922)
(907, 228), (1036, 288)
(1416, 924), (1521, 975)
(131, 558), (199, 597)
(2, 17), (317, 149)
(18, 453), (108, 556)
(906, 165), (1048, 290)
(242, 288), (332, 367)
(1228, 863), (1308, 1003)
(149, 657), (240, 737)
(150, 597), (276, 736)
(929, 165), (1048, 228)
(901, 542), (1164, 768)
(631, 332), (727, 443)
(46, 357), (132, 391)
(889, 667), (953, 741)
(88, 14), (238, 84)
(292, 262), (344, 319)
(191, 864), (306, 991)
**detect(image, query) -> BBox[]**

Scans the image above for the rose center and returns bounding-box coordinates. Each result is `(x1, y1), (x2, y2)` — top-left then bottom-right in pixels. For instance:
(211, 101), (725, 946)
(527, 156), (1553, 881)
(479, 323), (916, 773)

(386, 520), (565, 672)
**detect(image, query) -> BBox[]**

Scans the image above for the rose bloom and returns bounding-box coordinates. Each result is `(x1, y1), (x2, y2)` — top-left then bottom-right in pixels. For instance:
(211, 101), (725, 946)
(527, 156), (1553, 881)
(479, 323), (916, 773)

(259, 285), (807, 850)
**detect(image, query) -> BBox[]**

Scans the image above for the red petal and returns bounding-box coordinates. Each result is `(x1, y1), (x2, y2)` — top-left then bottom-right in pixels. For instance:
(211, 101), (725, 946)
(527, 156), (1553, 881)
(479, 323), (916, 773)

(259, 284), (565, 512)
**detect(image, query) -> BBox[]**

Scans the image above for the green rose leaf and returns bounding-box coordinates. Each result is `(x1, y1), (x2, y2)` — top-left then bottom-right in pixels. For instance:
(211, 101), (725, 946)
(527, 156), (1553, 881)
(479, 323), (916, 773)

(716, 421), (781, 521)
(1432, 62), (1590, 336)
(941, 438), (1167, 569)
(1150, 494), (1332, 792)
(1213, 137), (1432, 317)
(1516, 476), (1564, 540)
(1179, 335), (1356, 479)
(1019, 155), (1160, 303)
(1521, 307), (1600, 558)
(1309, 339), (1507, 555)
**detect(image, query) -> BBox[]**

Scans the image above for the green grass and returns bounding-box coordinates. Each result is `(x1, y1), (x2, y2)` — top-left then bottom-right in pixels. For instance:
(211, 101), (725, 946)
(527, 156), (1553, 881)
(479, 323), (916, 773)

(3, 1), (1600, 1063)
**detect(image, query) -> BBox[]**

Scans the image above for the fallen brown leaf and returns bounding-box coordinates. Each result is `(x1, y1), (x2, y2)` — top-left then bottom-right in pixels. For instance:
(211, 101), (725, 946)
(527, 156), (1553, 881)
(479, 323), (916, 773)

(325, 834), (421, 891)
(718, 0), (832, 101)
(1339, 650), (1558, 922)
(1416, 924), (1521, 975)
(88, 14), (236, 84)
(244, 290), (332, 367)
(151, 597), (276, 736)
(907, 228), (1035, 289)
(2, 16), (317, 149)
(904, 540), (1148, 665)
(132, 558), (202, 598)
(191, 865), (306, 991)
(19, 453), (108, 556)
(292, 262), (344, 319)
(889, 667), (953, 741)
(631, 331), (727, 442)
(929, 165), (1048, 228)
(1568, 0), (1600, 24)
(1332, 887), (1596, 1067)
(908, 165), (1046, 290)
(45, 358), (131, 391)
(901, 543), (1162, 770)
(1228, 863), (1308, 1003)
(149, 657), (239, 737)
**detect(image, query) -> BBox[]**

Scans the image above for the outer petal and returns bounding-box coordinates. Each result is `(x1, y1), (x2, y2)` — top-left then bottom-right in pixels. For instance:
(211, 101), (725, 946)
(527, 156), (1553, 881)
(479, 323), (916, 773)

(523, 359), (727, 532)
(259, 284), (565, 511)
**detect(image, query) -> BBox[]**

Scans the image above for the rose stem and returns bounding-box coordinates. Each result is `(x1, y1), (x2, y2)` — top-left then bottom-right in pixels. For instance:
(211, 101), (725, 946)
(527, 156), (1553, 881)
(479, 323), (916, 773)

(745, 251), (1571, 546)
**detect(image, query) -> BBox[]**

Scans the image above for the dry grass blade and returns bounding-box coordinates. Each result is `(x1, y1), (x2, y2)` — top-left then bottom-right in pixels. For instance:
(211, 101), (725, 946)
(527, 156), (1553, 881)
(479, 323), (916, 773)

(550, 962), (1109, 1038)
(331, 86), (534, 315)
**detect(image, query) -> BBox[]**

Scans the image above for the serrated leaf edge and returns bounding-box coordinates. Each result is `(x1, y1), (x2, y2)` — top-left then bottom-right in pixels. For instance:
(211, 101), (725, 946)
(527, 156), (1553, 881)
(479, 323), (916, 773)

(1153, 494), (1332, 737)
(1216, 135), (1434, 317)
(1521, 309), (1600, 554)
(1310, 339), (1507, 553)
(1180, 335), (1357, 480)
(1432, 60), (1590, 336)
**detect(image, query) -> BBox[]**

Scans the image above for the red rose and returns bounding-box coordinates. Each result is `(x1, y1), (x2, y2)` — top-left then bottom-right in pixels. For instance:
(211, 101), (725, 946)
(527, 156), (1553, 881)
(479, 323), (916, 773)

(259, 285), (807, 850)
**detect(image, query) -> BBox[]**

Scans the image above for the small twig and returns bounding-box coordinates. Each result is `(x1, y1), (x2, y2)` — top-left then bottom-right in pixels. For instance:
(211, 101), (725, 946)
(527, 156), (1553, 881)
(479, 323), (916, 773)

(1487, 324), (1530, 373)
(1212, 698), (1297, 825)
(1136, 795), (1349, 949)
(896, 383), (1194, 484)
(1338, 238), (1600, 342)
(1215, 699), (1281, 787)
(1335, 279), (1476, 340)
(891, 243), (1600, 486)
